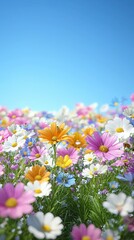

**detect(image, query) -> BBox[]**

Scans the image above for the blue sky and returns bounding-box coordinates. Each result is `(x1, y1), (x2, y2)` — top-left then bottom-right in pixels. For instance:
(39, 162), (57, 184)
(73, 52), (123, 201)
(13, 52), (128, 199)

(0, 0), (134, 111)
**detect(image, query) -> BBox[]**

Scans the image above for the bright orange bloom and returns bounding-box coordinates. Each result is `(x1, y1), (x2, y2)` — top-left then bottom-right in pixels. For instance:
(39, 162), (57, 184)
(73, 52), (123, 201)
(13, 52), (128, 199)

(38, 122), (71, 144)
(96, 114), (108, 124)
(25, 165), (50, 183)
(67, 132), (87, 149)
(83, 127), (96, 137)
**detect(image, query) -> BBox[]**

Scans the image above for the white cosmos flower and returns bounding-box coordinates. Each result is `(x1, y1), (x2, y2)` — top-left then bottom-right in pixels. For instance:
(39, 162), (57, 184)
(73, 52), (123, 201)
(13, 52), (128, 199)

(38, 154), (55, 168)
(3, 135), (25, 152)
(105, 117), (134, 140)
(103, 192), (134, 216)
(8, 124), (22, 135)
(82, 163), (107, 178)
(25, 181), (52, 198)
(27, 211), (63, 239)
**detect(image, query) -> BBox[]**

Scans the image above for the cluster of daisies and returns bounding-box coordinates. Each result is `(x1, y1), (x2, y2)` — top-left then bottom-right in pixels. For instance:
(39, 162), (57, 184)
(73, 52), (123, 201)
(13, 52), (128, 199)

(0, 94), (134, 239)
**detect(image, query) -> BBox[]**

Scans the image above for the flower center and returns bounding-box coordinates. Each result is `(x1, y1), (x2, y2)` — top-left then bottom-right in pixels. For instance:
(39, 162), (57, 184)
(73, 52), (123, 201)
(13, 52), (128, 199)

(52, 136), (57, 141)
(87, 158), (92, 162)
(35, 153), (41, 158)
(116, 127), (124, 133)
(75, 140), (81, 145)
(35, 175), (42, 180)
(99, 145), (109, 152)
(106, 236), (114, 240)
(42, 224), (51, 232)
(12, 130), (17, 134)
(45, 160), (49, 164)
(12, 142), (17, 147)
(5, 198), (17, 208)
(82, 236), (91, 240)
(131, 114), (134, 119)
(34, 189), (42, 194)
(12, 115), (16, 119)
(28, 142), (33, 146)
(23, 151), (27, 155)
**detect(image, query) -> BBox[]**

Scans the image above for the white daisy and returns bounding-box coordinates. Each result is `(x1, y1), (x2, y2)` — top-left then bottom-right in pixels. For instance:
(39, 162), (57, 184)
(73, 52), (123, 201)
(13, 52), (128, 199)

(83, 152), (95, 166)
(8, 124), (22, 135)
(25, 181), (52, 198)
(105, 116), (134, 140)
(38, 154), (55, 168)
(27, 211), (63, 239)
(82, 163), (107, 178)
(3, 135), (25, 152)
(103, 192), (134, 216)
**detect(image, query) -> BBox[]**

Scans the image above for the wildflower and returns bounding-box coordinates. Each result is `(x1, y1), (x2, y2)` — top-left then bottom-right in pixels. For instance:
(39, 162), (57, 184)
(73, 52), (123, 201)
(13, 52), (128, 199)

(20, 146), (30, 157)
(27, 211), (63, 239)
(124, 216), (134, 232)
(56, 172), (75, 187)
(0, 165), (4, 176)
(0, 183), (35, 219)
(57, 147), (79, 164)
(82, 163), (107, 178)
(103, 192), (134, 216)
(86, 132), (123, 161)
(38, 122), (70, 144)
(116, 172), (134, 182)
(25, 181), (52, 197)
(67, 132), (87, 149)
(102, 229), (120, 240)
(56, 155), (72, 168)
(105, 117), (134, 140)
(0, 129), (10, 143)
(71, 223), (102, 240)
(83, 152), (96, 166)
(108, 181), (119, 189)
(28, 145), (46, 161)
(39, 154), (55, 167)
(25, 137), (36, 147)
(25, 165), (50, 183)
(3, 135), (25, 152)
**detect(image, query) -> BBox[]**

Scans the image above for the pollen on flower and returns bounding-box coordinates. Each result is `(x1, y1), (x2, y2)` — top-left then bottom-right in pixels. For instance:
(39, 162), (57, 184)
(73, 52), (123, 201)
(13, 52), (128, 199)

(34, 189), (42, 194)
(52, 136), (57, 141)
(12, 115), (16, 119)
(5, 198), (17, 208)
(106, 236), (114, 240)
(116, 127), (124, 133)
(28, 142), (33, 146)
(99, 145), (109, 153)
(35, 175), (42, 180)
(82, 236), (91, 240)
(12, 142), (17, 147)
(35, 153), (41, 158)
(42, 224), (51, 232)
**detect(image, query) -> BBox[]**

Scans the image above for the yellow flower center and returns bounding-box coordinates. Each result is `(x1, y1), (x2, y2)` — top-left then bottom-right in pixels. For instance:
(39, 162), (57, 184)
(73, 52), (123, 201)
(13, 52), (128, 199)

(23, 135), (28, 140)
(35, 153), (41, 158)
(42, 224), (51, 232)
(116, 127), (124, 133)
(45, 160), (49, 164)
(28, 142), (33, 146)
(106, 236), (114, 240)
(23, 151), (27, 155)
(12, 115), (16, 119)
(12, 130), (17, 134)
(5, 198), (17, 208)
(35, 175), (42, 180)
(12, 142), (17, 147)
(131, 114), (134, 119)
(52, 136), (57, 141)
(87, 158), (92, 162)
(99, 145), (109, 152)
(34, 189), (42, 194)
(82, 236), (91, 240)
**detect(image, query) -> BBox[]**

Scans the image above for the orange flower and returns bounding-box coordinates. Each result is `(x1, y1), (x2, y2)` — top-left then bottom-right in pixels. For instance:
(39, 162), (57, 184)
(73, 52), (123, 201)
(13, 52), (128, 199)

(25, 165), (50, 183)
(67, 132), (87, 149)
(96, 114), (108, 124)
(38, 122), (71, 144)
(83, 127), (96, 136)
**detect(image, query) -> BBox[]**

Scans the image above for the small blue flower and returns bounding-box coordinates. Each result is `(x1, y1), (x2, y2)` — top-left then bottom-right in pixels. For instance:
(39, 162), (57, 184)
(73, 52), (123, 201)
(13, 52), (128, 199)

(56, 172), (75, 187)
(25, 138), (36, 147)
(116, 172), (134, 182)
(109, 181), (119, 189)
(20, 147), (30, 157)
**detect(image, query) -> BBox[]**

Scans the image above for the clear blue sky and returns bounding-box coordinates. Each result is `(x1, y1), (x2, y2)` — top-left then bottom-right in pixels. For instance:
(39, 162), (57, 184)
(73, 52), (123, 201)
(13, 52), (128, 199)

(0, 0), (134, 111)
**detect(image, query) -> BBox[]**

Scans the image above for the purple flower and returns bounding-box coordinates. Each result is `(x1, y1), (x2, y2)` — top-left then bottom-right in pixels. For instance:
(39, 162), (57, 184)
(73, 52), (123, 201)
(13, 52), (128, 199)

(0, 183), (35, 219)
(71, 223), (102, 240)
(86, 132), (123, 161)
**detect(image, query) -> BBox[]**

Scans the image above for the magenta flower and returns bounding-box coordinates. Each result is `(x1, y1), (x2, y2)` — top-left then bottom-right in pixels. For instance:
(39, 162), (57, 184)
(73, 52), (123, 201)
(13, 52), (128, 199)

(86, 132), (123, 161)
(0, 165), (4, 176)
(0, 182), (35, 219)
(57, 147), (79, 164)
(29, 145), (46, 161)
(71, 223), (102, 240)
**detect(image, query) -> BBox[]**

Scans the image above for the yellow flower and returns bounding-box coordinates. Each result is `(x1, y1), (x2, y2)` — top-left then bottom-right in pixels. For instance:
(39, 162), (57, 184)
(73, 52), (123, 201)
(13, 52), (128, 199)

(38, 122), (71, 144)
(67, 132), (87, 149)
(83, 127), (96, 136)
(56, 155), (72, 168)
(25, 165), (50, 183)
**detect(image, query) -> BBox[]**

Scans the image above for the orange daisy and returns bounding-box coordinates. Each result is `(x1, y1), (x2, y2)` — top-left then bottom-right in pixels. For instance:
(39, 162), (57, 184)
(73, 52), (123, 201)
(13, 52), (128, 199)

(83, 127), (96, 137)
(67, 132), (87, 149)
(38, 122), (71, 144)
(25, 165), (50, 183)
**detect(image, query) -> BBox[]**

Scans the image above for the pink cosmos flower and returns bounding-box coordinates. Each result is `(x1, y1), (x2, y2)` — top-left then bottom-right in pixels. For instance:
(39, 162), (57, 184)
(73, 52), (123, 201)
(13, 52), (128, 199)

(71, 223), (102, 240)
(0, 129), (11, 143)
(0, 182), (35, 219)
(28, 145), (46, 161)
(57, 147), (79, 164)
(86, 132), (123, 161)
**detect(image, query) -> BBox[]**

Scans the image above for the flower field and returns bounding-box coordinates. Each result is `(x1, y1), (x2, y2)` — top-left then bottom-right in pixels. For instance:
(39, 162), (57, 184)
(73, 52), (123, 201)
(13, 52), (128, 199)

(0, 95), (134, 240)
